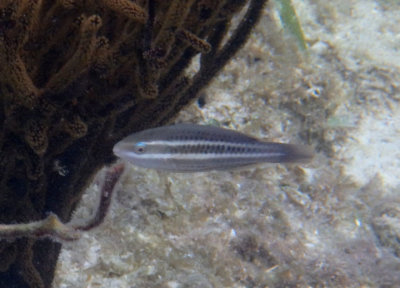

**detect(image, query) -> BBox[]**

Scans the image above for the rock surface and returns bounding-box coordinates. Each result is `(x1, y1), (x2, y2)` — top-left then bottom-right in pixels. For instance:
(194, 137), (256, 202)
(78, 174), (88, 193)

(54, 1), (400, 287)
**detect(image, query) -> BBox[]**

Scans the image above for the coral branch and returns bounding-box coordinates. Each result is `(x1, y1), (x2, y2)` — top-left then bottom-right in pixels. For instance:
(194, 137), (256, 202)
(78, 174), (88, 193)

(75, 163), (125, 231)
(0, 213), (80, 242)
(176, 29), (211, 53)
(24, 118), (48, 156)
(62, 115), (88, 139)
(152, 0), (195, 58)
(0, 163), (125, 242)
(102, 0), (147, 23)
(45, 14), (102, 94)
(0, 1), (267, 286)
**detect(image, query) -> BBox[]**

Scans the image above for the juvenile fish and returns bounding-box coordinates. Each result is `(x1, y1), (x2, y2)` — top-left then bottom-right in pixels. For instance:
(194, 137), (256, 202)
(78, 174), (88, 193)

(113, 124), (313, 172)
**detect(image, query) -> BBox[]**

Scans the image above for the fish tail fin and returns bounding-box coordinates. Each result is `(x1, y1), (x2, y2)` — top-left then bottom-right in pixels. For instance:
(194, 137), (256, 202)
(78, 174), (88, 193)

(280, 143), (314, 163)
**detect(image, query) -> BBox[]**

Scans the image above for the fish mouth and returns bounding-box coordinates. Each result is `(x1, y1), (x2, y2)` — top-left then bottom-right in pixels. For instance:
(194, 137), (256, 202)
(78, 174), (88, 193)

(113, 141), (128, 158)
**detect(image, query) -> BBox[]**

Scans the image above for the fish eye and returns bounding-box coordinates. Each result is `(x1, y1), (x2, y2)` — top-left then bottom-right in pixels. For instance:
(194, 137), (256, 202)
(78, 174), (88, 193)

(134, 142), (146, 153)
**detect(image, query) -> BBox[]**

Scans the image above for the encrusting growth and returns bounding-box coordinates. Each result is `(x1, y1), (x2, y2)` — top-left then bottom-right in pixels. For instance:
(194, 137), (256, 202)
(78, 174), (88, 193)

(176, 28), (212, 53)
(24, 118), (48, 156)
(103, 0), (147, 23)
(0, 0), (268, 287)
(62, 115), (88, 139)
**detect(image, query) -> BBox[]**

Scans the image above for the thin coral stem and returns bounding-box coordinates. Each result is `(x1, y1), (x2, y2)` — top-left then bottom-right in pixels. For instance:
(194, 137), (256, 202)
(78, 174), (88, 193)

(152, 0), (270, 125)
(75, 163), (125, 231)
(0, 163), (125, 243)
(0, 213), (80, 242)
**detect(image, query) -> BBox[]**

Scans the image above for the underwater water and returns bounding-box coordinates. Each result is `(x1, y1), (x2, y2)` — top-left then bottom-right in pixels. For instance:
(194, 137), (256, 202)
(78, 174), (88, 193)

(55, 1), (400, 287)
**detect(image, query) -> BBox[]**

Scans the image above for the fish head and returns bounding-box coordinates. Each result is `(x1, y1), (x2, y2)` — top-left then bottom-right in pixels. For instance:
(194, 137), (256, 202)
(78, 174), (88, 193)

(112, 130), (169, 169)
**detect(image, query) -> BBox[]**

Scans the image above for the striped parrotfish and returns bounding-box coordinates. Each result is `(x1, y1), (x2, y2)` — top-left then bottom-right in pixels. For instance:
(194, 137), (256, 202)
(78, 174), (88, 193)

(113, 124), (313, 172)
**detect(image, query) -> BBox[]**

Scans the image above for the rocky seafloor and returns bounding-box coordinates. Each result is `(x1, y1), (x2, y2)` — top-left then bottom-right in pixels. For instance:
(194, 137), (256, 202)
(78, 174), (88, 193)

(54, 1), (400, 287)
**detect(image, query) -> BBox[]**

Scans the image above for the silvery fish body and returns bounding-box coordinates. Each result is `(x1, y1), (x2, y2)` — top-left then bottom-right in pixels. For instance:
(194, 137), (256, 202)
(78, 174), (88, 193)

(113, 124), (313, 172)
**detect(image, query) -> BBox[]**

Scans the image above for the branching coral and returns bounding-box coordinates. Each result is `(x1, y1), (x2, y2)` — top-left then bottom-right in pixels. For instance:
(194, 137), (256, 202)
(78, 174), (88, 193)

(0, 163), (124, 241)
(0, 0), (268, 287)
